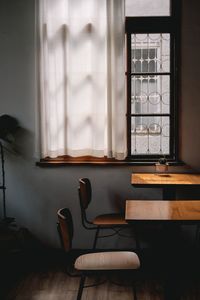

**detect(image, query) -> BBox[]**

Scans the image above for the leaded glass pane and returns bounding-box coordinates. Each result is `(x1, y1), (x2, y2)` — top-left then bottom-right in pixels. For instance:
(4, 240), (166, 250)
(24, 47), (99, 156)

(125, 0), (170, 17)
(131, 75), (170, 114)
(131, 117), (170, 155)
(131, 34), (170, 73)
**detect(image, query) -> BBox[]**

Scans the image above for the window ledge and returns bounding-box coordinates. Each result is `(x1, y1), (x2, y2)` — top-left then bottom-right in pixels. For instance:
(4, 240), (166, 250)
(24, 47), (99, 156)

(36, 156), (185, 167)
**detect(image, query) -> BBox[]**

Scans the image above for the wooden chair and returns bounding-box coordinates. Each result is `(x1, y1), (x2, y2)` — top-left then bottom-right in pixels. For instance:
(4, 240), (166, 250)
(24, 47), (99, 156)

(78, 178), (134, 249)
(57, 208), (140, 300)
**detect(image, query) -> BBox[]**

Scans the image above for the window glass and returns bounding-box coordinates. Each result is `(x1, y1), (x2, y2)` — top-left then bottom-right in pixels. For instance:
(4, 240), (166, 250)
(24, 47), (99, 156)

(131, 116), (170, 155)
(125, 0), (170, 16)
(131, 75), (170, 114)
(130, 32), (171, 156)
(131, 34), (170, 73)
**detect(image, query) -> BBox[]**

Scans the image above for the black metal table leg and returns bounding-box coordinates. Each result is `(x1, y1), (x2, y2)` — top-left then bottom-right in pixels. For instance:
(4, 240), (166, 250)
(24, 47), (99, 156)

(164, 276), (181, 300)
(163, 187), (176, 200)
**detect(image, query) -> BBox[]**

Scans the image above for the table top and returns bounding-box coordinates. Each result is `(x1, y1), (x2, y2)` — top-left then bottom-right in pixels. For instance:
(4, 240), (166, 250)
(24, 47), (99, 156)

(131, 173), (200, 186)
(126, 200), (200, 222)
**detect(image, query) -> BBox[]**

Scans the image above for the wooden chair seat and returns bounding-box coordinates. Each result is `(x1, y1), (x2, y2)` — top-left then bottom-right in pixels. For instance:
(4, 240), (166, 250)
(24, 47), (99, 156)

(93, 213), (128, 226)
(75, 251), (140, 271)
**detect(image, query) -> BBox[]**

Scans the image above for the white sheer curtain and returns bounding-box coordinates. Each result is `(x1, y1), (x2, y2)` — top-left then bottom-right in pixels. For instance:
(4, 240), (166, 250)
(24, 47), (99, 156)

(39, 0), (126, 159)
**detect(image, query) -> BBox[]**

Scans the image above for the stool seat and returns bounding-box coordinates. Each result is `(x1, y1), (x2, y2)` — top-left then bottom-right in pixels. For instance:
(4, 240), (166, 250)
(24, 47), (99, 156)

(75, 251), (140, 270)
(93, 213), (128, 226)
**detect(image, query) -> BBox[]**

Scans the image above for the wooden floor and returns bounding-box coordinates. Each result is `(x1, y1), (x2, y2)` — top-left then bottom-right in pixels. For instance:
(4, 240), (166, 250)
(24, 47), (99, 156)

(1, 226), (200, 300)
(3, 259), (200, 300)
(4, 266), (165, 300)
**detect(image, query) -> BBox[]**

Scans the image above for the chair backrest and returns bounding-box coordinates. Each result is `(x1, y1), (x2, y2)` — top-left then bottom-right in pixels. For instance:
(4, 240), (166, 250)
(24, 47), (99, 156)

(79, 178), (92, 210)
(57, 208), (73, 252)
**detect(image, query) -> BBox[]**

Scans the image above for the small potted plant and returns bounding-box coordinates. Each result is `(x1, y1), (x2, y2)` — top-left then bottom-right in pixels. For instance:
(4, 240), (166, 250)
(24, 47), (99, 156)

(155, 156), (169, 173)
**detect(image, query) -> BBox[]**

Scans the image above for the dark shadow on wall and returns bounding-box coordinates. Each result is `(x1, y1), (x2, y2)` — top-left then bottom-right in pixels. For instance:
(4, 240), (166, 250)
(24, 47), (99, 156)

(10, 127), (35, 160)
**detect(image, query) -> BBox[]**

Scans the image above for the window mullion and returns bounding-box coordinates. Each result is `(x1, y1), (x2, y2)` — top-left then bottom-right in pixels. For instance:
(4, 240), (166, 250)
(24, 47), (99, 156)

(126, 32), (132, 158)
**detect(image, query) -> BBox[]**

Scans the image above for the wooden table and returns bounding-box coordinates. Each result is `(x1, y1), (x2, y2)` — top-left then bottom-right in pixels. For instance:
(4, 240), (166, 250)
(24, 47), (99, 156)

(126, 200), (200, 223)
(131, 173), (200, 199)
(126, 199), (200, 299)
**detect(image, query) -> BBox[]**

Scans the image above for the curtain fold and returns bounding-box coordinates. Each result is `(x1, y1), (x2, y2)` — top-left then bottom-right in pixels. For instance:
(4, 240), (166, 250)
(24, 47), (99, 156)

(39, 0), (126, 159)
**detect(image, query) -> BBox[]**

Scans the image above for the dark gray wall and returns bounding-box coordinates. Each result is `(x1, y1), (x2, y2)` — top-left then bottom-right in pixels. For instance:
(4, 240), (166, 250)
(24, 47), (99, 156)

(0, 0), (199, 248)
(180, 0), (200, 170)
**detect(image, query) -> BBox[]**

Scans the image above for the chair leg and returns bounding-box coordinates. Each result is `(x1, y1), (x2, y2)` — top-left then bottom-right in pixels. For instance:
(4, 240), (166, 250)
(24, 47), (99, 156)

(93, 226), (100, 250)
(76, 275), (86, 300)
(132, 284), (137, 300)
(135, 233), (141, 252)
(195, 224), (200, 247)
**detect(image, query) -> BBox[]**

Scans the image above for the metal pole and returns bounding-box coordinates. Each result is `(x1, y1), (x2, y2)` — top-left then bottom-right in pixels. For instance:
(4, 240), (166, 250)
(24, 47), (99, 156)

(0, 141), (6, 219)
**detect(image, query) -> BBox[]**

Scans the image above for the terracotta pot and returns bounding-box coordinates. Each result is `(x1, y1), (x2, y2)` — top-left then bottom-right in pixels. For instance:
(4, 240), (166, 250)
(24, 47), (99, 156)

(155, 163), (168, 173)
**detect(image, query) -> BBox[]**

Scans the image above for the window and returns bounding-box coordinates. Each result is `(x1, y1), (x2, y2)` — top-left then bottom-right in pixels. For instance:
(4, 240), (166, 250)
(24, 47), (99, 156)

(125, 0), (179, 161)
(38, 0), (180, 165)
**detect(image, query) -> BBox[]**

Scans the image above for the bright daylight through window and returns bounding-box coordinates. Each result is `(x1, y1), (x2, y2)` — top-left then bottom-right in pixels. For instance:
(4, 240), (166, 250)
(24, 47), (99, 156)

(38, 0), (179, 163)
(125, 0), (179, 161)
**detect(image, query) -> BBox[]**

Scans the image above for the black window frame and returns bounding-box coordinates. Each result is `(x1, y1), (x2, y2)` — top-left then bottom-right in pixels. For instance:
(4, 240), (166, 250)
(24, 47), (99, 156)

(125, 1), (180, 162)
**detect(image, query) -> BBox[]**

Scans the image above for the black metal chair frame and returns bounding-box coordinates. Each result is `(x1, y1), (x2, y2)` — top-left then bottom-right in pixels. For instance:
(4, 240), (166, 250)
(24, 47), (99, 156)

(57, 207), (139, 300)
(76, 269), (138, 300)
(79, 188), (130, 246)
(78, 179), (137, 250)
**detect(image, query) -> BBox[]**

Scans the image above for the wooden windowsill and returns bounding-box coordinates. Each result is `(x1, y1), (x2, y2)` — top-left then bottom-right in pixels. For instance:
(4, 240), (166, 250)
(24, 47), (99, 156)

(36, 155), (184, 167)
(37, 156), (128, 166)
